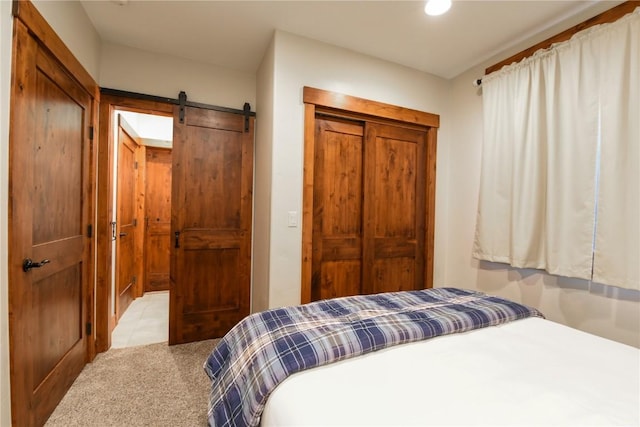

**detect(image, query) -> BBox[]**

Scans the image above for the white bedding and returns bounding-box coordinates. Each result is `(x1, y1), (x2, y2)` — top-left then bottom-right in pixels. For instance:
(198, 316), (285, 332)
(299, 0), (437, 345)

(261, 317), (639, 426)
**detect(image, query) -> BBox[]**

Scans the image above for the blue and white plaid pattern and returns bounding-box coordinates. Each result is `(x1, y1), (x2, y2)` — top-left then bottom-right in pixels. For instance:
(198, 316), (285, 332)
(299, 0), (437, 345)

(204, 287), (543, 427)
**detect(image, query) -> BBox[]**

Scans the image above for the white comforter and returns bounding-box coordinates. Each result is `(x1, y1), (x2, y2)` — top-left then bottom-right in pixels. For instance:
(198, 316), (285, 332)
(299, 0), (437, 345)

(262, 317), (639, 426)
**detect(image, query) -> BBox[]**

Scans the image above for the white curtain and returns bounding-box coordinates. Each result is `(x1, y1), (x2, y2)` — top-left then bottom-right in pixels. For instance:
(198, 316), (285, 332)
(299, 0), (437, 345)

(592, 12), (640, 289)
(474, 8), (639, 289)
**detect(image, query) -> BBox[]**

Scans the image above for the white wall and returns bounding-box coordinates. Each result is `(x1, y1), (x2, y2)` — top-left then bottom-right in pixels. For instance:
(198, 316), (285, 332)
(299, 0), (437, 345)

(100, 42), (256, 109)
(118, 111), (173, 142)
(1, 3), (13, 426)
(263, 31), (451, 309)
(32, 0), (101, 79)
(253, 36), (276, 313)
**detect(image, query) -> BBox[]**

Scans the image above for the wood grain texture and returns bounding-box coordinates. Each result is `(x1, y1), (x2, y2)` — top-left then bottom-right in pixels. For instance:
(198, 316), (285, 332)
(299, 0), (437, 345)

(300, 104), (316, 304)
(363, 123), (426, 294)
(169, 106), (253, 344)
(144, 147), (172, 292)
(301, 89), (439, 303)
(115, 117), (139, 320)
(486, 1), (640, 75)
(311, 117), (364, 301)
(135, 144), (146, 297)
(303, 86), (440, 128)
(8, 15), (95, 426)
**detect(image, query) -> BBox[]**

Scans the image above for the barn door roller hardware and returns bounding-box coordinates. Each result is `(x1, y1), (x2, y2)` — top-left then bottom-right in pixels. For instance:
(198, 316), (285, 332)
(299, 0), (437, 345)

(179, 91), (187, 124)
(243, 103), (251, 132)
(99, 88), (255, 124)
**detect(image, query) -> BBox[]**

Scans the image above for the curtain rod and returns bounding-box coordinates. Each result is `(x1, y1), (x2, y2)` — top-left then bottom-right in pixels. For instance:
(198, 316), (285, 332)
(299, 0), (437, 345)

(475, 1), (639, 86)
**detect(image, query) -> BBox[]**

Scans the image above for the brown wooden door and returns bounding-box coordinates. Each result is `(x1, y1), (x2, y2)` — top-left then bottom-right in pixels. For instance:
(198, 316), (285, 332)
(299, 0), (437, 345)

(115, 115), (139, 320)
(8, 21), (93, 427)
(169, 106), (254, 344)
(311, 116), (427, 300)
(312, 117), (365, 301)
(363, 122), (427, 294)
(144, 147), (172, 292)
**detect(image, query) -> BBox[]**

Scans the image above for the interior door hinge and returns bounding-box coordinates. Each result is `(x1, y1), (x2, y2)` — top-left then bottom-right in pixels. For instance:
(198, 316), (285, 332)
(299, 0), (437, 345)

(87, 224), (93, 238)
(86, 322), (92, 336)
(89, 126), (94, 140)
(133, 218), (137, 227)
(134, 161), (138, 170)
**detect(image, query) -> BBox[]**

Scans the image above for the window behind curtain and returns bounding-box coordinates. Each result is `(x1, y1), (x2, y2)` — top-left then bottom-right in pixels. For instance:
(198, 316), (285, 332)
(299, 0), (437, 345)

(473, 8), (639, 291)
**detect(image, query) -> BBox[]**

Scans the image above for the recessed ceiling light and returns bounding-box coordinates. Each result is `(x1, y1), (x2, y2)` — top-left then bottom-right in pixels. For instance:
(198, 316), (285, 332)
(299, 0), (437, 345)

(424, 0), (452, 16)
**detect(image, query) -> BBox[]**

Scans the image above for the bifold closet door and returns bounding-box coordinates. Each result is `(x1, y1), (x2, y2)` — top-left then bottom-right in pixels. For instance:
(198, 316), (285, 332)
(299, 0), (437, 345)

(311, 115), (427, 300)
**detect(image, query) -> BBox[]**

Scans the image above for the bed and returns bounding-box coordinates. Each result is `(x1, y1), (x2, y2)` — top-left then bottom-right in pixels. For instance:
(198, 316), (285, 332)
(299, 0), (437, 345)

(204, 287), (640, 427)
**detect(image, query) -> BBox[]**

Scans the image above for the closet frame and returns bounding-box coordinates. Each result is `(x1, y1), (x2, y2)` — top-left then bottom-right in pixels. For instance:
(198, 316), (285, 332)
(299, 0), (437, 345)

(301, 87), (440, 304)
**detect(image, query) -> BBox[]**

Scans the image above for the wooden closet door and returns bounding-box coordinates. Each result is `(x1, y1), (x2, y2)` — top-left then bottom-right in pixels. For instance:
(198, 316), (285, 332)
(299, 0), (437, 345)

(310, 117), (427, 300)
(363, 123), (427, 294)
(312, 117), (364, 300)
(302, 87), (438, 303)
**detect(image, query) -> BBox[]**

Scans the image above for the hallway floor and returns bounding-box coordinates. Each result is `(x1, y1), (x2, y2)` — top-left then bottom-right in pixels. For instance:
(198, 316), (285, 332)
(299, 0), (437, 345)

(111, 291), (169, 348)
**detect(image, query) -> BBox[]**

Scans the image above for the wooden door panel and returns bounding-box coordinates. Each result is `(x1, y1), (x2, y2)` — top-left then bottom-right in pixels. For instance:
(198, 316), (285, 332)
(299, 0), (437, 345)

(373, 135), (417, 237)
(312, 117), (364, 301)
(170, 105), (253, 344)
(182, 127), (243, 229)
(32, 265), (82, 387)
(33, 63), (83, 243)
(117, 231), (135, 310)
(364, 123), (426, 294)
(182, 248), (241, 311)
(372, 258), (416, 294)
(320, 261), (362, 300)
(116, 117), (139, 318)
(144, 147), (171, 292)
(145, 231), (170, 291)
(31, 237), (83, 283)
(9, 19), (92, 427)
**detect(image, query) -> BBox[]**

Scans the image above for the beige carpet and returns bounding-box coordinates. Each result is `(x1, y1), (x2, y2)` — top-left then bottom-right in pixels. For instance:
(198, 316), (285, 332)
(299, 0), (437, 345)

(46, 339), (219, 427)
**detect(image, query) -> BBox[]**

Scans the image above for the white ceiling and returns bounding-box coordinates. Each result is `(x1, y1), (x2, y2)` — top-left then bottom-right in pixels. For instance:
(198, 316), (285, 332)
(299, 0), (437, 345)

(80, 1), (623, 80)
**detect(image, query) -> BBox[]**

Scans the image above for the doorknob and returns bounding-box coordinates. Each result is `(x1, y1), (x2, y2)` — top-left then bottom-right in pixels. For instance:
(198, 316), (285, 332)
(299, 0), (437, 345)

(119, 232), (127, 237)
(22, 258), (50, 272)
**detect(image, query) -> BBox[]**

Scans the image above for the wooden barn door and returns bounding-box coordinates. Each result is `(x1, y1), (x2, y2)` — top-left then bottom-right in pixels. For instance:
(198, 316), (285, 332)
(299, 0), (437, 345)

(8, 10), (96, 426)
(169, 104), (254, 344)
(144, 147), (172, 292)
(115, 115), (140, 320)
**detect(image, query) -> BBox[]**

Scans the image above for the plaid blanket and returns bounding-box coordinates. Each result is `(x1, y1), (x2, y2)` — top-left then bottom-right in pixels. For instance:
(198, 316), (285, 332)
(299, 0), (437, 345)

(204, 287), (543, 427)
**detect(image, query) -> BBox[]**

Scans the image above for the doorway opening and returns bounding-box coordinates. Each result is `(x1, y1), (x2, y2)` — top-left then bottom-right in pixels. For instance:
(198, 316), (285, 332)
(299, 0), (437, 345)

(95, 89), (255, 354)
(95, 92), (175, 354)
(110, 110), (173, 348)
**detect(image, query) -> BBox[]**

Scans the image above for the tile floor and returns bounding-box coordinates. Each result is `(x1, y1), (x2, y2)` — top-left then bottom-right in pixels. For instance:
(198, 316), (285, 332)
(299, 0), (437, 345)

(111, 291), (169, 348)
